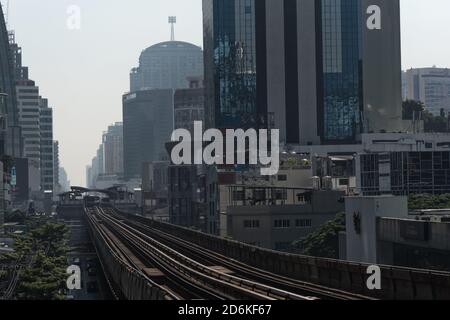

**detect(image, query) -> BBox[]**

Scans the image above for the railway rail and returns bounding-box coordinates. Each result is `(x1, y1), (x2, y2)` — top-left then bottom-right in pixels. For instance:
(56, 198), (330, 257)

(113, 209), (375, 301)
(88, 206), (315, 300)
(87, 206), (375, 301)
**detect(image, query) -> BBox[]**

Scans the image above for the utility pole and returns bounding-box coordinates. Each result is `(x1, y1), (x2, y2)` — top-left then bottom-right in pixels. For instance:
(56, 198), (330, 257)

(168, 16), (176, 41)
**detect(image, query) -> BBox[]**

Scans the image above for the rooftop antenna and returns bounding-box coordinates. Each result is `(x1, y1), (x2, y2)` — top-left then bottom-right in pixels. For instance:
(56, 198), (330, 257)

(168, 16), (176, 41)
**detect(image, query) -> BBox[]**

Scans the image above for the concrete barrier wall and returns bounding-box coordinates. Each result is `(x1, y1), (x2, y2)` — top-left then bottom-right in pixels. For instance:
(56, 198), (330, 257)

(85, 210), (169, 300)
(56, 205), (85, 220)
(127, 214), (450, 300)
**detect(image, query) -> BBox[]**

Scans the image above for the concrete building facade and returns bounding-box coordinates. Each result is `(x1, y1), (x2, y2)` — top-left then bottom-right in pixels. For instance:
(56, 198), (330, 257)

(377, 214), (450, 271)
(88, 144), (104, 188)
(16, 80), (41, 170)
(59, 167), (70, 192)
(102, 122), (124, 176)
(39, 98), (54, 193)
(0, 13), (20, 157)
(122, 89), (174, 179)
(344, 195), (408, 264)
(343, 196), (450, 271)
(174, 79), (205, 135)
(403, 67), (450, 116)
(225, 189), (345, 251)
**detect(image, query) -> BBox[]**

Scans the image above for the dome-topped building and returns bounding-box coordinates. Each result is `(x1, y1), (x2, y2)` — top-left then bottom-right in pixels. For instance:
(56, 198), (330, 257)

(130, 40), (203, 92)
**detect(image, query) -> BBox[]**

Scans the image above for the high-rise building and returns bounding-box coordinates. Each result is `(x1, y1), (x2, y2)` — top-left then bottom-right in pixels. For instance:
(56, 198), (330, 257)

(7, 33), (24, 158)
(123, 89), (174, 179)
(0, 160), (3, 235)
(174, 77), (205, 134)
(13, 37), (57, 195)
(53, 140), (60, 192)
(403, 67), (450, 116)
(16, 80), (41, 196)
(52, 140), (70, 194)
(130, 41), (203, 92)
(102, 122), (124, 175)
(16, 80), (41, 169)
(90, 144), (105, 187)
(0, 8), (20, 157)
(9, 32), (28, 82)
(85, 165), (92, 189)
(203, 0), (404, 144)
(169, 78), (206, 229)
(87, 122), (123, 189)
(39, 98), (54, 192)
(203, 0), (265, 130)
(59, 167), (70, 192)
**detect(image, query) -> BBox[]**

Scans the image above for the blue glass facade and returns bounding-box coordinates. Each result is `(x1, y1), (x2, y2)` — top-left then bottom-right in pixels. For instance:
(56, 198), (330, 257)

(204, 0), (266, 130)
(318, 0), (363, 143)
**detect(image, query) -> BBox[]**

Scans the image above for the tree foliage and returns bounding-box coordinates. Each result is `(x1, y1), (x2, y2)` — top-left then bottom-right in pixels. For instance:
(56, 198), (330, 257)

(5, 210), (26, 224)
(409, 193), (450, 210)
(17, 251), (67, 300)
(293, 213), (345, 259)
(0, 220), (69, 300)
(403, 100), (449, 133)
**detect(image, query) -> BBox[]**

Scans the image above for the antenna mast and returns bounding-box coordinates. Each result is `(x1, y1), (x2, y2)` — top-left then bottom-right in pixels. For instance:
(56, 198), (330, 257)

(168, 16), (176, 41)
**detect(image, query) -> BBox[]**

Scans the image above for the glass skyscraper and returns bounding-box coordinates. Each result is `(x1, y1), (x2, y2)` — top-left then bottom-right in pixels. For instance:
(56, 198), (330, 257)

(203, 0), (267, 130)
(204, 0), (403, 144)
(317, 0), (363, 143)
(122, 89), (174, 178)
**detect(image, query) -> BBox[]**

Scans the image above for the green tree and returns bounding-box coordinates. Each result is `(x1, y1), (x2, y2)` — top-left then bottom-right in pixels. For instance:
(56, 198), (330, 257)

(403, 100), (425, 120)
(293, 213), (345, 259)
(17, 251), (67, 300)
(1, 220), (69, 300)
(403, 100), (449, 133)
(5, 210), (26, 224)
(409, 193), (450, 210)
(424, 114), (448, 133)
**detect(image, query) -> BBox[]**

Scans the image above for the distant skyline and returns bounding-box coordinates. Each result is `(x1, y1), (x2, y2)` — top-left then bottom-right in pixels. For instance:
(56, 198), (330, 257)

(4, 0), (450, 186)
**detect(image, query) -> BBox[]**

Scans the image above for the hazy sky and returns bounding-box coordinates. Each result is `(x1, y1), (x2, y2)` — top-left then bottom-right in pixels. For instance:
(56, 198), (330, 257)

(4, 0), (450, 186)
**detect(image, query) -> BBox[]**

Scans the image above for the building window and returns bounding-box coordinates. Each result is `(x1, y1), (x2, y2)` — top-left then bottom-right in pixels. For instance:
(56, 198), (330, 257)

(320, 0), (362, 142)
(244, 220), (260, 229)
(277, 175), (287, 181)
(295, 219), (312, 228)
(232, 190), (245, 201)
(274, 219), (290, 229)
(274, 189), (288, 200)
(253, 189), (266, 201)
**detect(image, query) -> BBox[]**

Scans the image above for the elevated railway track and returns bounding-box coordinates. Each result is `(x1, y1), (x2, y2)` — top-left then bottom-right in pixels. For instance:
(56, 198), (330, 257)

(86, 206), (374, 301)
